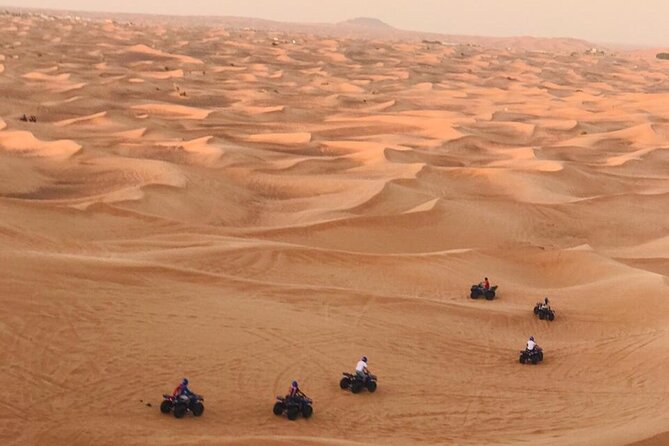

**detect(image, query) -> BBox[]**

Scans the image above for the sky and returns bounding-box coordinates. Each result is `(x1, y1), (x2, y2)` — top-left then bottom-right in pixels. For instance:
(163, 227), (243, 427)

(3, 0), (668, 46)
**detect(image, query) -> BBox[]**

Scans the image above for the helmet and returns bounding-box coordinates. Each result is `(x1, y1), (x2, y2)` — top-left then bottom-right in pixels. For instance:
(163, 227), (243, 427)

(291, 381), (298, 387)
(361, 356), (368, 363)
(529, 336), (535, 342)
(485, 277), (488, 280)
(182, 378), (189, 386)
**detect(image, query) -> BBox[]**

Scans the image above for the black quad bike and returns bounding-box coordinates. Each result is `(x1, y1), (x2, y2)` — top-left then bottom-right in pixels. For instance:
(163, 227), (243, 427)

(470, 284), (498, 300)
(519, 346), (544, 365)
(534, 303), (555, 321)
(160, 393), (205, 418)
(339, 372), (377, 394)
(273, 395), (313, 421)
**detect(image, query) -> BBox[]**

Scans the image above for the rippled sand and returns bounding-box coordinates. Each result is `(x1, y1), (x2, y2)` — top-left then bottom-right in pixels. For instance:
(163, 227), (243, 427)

(1, 11), (668, 446)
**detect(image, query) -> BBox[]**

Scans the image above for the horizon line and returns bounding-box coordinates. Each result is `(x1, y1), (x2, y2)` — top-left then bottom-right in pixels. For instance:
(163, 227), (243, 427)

(0, 4), (665, 49)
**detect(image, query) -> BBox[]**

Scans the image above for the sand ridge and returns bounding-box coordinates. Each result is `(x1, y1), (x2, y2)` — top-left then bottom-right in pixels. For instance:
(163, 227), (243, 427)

(1, 9), (668, 446)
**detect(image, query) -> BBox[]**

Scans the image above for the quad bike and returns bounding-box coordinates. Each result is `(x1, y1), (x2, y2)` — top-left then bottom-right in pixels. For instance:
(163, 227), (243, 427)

(519, 346), (544, 364)
(160, 393), (205, 418)
(339, 372), (377, 393)
(534, 303), (555, 321)
(273, 394), (313, 421)
(470, 283), (498, 300)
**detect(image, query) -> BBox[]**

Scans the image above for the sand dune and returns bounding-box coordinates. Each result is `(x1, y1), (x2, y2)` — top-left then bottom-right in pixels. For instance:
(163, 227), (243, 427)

(124, 43), (204, 64)
(53, 111), (110, 127)
(246, 132), (312, 145)
(155, 136), (223, 164)
(114, 127), (147, 139)
(240, 105), (286, 114)
(22, 71), (71, 81)
(0, 130), (81, 160)
(131, 103), (212, 119)
(1, 10), (668, 446)
(141, 69), (184, 79)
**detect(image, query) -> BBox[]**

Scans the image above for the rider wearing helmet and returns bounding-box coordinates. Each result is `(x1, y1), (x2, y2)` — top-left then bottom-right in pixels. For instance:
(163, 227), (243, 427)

(173, 377), (194, 400)
(526, 336), (536, 352)
(356, 356), (370, 381)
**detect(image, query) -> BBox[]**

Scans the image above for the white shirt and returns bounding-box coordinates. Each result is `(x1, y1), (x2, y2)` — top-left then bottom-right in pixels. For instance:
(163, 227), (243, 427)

(527, 340), (536, 350)
(356, 360), (367, 372)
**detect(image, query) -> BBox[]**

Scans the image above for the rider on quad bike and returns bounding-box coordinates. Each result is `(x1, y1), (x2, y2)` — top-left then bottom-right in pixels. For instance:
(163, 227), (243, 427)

(483, 277), (490, 290)
(519, 336), (544, 364)
(356, 356), (371, 382)
(161, 378), (204, 418)
(274, 380), (313, 420)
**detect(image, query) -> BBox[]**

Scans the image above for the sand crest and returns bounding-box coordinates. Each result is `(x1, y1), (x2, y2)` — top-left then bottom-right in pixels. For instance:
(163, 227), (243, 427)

(246, 132), (312, 145)
(131, 103), (212, 120)
(125, 43), (204, 64)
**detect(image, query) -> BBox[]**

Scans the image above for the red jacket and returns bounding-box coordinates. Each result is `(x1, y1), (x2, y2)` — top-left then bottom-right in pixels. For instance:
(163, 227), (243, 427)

(172, 384), (183, 398)
(288, 386), (300, 397)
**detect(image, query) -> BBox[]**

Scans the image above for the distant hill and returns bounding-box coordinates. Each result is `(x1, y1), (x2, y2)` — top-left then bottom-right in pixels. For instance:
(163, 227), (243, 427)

(338, 17), (394, 29)
(209, 15), (599, 52)
(3, 6), (601, 53)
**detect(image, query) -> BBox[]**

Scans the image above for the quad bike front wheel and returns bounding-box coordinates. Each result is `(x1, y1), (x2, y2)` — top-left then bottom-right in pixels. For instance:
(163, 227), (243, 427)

(287, 406), (299, 420)
(191, 402), (204, 417)
(367, 381), (377, 393)
(302, 405), (313, 419)
(160, 400), (172, 414)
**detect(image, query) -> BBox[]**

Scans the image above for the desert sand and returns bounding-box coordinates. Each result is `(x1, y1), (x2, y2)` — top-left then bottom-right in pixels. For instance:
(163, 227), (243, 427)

(1, 9), (668, 446)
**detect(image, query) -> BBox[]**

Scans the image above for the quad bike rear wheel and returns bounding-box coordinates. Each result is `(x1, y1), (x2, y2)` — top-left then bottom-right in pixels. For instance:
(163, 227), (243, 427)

(273, 402), (284, 416)
(340, 377), (350, 389)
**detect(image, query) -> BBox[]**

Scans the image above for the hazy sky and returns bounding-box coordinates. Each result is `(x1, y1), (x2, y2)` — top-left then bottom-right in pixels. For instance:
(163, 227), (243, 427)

(3, 0), (669, 45)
